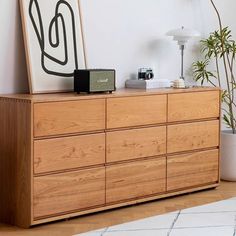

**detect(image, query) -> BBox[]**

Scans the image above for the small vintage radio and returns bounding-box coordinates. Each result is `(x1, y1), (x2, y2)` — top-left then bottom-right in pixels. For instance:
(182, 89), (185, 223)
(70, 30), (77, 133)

(74, 69), (116, 94)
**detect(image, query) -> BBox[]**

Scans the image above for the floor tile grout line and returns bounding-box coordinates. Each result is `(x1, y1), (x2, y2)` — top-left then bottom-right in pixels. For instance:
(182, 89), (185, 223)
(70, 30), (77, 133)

(167, 210), (181, 236)
(104, 228), (175, 232)
(108, 225), (235, 232)
(101, 227), (109, 236)
(233, 214), (236, 236)
(76, 198), (236, 235)
(76, 225), (236, 235)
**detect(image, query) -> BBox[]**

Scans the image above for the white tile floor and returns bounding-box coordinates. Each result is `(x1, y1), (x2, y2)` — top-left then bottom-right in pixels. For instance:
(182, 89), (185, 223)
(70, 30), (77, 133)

(75, 198), (236, 236)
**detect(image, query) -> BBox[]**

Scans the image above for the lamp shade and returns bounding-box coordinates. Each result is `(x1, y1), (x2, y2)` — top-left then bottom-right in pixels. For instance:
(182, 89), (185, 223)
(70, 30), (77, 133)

(166, 26), (200, 46)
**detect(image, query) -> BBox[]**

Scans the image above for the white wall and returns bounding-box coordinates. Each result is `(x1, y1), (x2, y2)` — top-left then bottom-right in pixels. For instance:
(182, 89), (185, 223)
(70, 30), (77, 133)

(0, 0), (235, 93)
(199, 0), (236, 36)
(0, 0), (28, 94)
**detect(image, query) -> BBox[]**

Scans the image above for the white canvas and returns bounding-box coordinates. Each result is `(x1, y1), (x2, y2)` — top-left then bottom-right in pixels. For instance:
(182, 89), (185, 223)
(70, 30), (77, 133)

(20, 0), (86, 93)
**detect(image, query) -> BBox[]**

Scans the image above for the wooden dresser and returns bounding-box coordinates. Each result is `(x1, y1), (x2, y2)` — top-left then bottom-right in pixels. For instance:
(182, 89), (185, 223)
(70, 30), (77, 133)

(0, 87), (221, 228)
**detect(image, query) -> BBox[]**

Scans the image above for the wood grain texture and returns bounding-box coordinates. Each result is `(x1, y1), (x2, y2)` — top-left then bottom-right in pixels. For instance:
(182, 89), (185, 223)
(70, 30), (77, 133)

(0, 87), (221, 228)
(32, 183), (220, 228)
(34, 133), (105, 174)
(106, 126), (166, 163)
(167, 149), (219, 191)
(106, 158), (166, 203)
(107, 95), (167, 129)
(33, 167), (105, 219)
(19, 0), (34, 94)
(34, 99), (105, 137)
(167, 120), (219, 154)
(0, 98), (32, 228)
(0, 87), (220, 103)
(3, 181), (235, 234)
(168, 91), (220, 122)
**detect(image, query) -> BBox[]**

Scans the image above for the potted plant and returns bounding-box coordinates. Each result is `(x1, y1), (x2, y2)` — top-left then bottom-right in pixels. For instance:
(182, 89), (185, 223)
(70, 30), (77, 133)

(192, 0), (236, 181)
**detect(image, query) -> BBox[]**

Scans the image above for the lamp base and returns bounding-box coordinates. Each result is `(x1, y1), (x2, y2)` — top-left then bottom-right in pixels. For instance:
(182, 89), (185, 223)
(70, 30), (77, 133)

(173, 78), (186, 89)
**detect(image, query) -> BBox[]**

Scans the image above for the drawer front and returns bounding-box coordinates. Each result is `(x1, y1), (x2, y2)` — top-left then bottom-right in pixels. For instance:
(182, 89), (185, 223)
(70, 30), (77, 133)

(106, 158), (166, 203)
(34, 133), (105, 174)
(34, 99), (105, 137)
(34, 167), (105, 219)
(167, 120), (219, 154)
(167, 149), (219, 191)
(107, 95), (167, 129)
(107, 126), (166, 163)
(168, 91), (220, 122)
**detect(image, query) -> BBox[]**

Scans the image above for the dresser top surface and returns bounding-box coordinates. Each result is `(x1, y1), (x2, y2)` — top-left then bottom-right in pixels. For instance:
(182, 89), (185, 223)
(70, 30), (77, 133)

(0, 87), (220, 103)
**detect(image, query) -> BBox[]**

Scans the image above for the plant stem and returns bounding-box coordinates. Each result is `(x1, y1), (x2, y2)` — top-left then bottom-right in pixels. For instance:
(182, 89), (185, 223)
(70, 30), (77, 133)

(210, 0), (235, 133)
(208, 79), (217, 87)
(226, 53), (235, 104)
(215, 57), (221, 87)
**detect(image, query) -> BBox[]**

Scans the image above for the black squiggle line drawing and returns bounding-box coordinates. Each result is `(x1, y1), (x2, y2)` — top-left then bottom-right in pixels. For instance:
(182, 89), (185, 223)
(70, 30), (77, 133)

(29, 0), (78, 77)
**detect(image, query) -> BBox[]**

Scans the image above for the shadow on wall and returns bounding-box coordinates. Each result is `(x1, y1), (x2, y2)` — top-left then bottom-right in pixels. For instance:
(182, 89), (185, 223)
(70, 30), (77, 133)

(13, 2), (29, 93)
(15, 5), (29, 94)
(0, 1), (29, 94)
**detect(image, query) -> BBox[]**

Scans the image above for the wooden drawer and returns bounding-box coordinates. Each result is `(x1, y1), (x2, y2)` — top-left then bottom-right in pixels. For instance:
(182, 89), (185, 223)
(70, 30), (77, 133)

(34, 133), (105, 174)
(106, 126), (166, 163)
(107, 95), (167, 129)
(106, 157), (166, 203)
(33, 167), (105, 219)
(168, 91), (220, 122)
(167, 149), (219, 191)
(167, 120), (219, 154)
(34, 99), (105, 137)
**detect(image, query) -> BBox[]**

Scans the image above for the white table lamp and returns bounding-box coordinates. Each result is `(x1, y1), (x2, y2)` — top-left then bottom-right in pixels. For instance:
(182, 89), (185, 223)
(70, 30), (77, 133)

(167, 26), (200, 80)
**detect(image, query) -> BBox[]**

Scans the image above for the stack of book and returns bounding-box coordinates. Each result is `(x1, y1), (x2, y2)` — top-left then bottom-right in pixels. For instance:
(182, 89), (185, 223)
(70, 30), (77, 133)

(125, 79), (171, 89)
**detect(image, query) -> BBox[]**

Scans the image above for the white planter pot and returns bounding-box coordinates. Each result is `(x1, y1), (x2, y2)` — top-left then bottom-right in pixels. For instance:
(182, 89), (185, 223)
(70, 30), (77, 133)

(221, 130), (236, 181)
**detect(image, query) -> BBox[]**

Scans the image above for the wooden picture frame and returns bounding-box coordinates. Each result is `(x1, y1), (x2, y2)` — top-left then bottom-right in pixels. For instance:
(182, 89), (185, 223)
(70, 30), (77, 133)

(20, 0), (87, 94)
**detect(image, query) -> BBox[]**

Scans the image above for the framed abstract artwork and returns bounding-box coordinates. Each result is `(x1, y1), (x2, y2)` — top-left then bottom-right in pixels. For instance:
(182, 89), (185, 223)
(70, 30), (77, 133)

(20, 0), (86, 94)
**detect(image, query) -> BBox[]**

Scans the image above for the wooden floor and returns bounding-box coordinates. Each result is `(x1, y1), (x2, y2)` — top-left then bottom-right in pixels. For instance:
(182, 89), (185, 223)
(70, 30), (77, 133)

(1, 181), (236, 236)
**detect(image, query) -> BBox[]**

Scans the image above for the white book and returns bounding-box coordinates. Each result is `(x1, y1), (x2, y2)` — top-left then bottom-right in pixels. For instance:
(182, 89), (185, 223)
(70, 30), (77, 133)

(125, 79), (171, 89)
